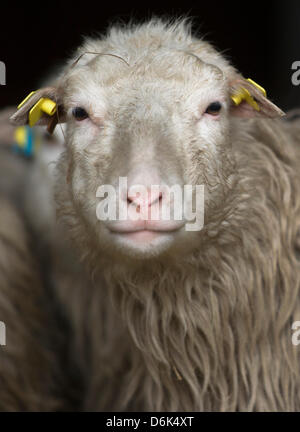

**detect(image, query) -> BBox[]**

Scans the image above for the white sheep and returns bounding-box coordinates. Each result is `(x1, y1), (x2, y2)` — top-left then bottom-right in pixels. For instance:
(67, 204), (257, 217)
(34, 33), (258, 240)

(9, 18), (300, 411)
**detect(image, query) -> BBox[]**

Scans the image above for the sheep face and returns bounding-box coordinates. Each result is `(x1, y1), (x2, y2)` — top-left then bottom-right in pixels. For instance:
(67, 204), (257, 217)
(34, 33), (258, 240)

(59, 52), (233, 260)
(10, 22), (283, 261)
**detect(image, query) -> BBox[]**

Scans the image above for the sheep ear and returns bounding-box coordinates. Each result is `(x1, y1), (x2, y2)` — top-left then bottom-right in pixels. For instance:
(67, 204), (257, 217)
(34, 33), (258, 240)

(9, 87), (66, 134)
(230, 78), (285, 118)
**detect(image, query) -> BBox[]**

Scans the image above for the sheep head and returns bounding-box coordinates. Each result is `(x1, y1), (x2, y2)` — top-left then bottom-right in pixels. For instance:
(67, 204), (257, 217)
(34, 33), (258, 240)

(10, 21), (284, 262)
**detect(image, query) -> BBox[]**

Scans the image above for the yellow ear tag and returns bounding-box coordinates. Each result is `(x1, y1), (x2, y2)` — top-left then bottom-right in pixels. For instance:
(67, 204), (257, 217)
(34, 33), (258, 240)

(17, 91), (57, 127)
(15, 126), (27, 148)
(231, 78), (267, 112)
(28, 98), (57, 127)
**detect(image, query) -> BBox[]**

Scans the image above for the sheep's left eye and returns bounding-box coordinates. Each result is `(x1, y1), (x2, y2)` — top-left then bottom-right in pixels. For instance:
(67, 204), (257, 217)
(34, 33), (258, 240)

(72, 107), (89, 121)
(205, 102), (222, 116)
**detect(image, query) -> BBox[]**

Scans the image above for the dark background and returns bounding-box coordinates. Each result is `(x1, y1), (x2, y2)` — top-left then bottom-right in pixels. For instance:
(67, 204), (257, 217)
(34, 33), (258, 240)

(1, 1), (300, 111)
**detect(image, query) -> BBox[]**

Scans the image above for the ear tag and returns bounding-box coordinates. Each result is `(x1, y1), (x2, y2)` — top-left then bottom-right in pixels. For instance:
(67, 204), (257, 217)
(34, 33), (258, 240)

(17, 91), (57, 127)
(14, 125), (41, 157)
(231, 78), (266, 112)
(28, 98), (57, 127)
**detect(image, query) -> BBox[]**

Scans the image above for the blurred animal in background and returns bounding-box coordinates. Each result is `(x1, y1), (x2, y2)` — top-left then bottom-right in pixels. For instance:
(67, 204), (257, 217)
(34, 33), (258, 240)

(0, 108), (78, 410)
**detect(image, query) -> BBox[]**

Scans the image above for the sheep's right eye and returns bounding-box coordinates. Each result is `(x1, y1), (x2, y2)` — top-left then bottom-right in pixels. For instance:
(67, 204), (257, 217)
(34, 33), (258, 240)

(72, 107), (89, 121)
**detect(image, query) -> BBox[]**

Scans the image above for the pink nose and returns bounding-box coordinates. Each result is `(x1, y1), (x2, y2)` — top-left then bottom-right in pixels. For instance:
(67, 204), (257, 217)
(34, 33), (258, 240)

(127, 188), (162, 209)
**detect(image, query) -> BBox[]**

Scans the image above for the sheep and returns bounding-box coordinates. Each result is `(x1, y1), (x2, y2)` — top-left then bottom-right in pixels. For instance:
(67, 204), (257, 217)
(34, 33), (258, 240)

(0, 197), (66, 410)
(9, 18), (300, 411)
(0, 121), (80, 411)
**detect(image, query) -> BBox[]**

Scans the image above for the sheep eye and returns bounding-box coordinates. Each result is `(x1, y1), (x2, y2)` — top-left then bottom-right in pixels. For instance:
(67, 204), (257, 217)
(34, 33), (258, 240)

(72, 107), (89, 121)
(205, 102), (222, 116)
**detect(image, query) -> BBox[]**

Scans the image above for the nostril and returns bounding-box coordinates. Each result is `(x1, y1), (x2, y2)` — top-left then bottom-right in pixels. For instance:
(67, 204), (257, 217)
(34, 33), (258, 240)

(127, 191), (141, 205)
(151, 191), (162, 206)
(127, 189), (162, 206)
(127, 196), (141, 212)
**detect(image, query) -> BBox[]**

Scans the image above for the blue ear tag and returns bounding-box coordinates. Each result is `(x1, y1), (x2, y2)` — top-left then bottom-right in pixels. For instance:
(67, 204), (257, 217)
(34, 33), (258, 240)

(13, 126), (40, 158)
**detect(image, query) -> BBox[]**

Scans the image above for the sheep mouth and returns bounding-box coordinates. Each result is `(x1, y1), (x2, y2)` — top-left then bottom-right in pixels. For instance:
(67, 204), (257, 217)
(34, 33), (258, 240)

(108, 222), (184, 237)
(107, 223), (185, 249)
(108, 226), (183, 234)
(107, 220), (185, 235)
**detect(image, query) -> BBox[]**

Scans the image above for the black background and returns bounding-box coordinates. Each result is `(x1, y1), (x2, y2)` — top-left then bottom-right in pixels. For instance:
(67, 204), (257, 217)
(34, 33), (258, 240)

(1, 1), (300, 111)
